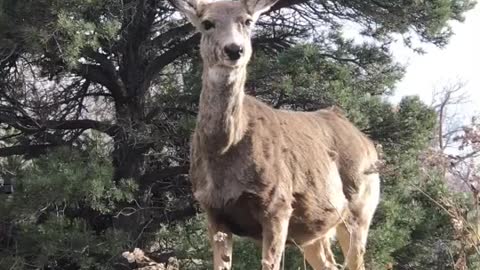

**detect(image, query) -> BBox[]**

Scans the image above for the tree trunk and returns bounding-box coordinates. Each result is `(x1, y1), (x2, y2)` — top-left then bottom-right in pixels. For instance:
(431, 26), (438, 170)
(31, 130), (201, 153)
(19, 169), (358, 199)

(112, 96), (146, 183)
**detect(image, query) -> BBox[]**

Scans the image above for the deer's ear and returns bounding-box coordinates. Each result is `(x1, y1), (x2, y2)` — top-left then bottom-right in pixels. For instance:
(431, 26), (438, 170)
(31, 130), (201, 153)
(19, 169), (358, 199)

(168, 0), (206, 27)
(241, 0), (279, 20)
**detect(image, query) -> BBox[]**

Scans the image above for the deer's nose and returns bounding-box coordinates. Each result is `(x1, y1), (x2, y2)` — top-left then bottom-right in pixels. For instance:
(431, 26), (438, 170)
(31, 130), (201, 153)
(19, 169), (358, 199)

(224, 44), (243, 61)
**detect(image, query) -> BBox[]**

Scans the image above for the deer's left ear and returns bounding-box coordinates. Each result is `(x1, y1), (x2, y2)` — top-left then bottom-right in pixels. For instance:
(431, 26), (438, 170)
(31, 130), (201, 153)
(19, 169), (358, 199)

(241, 0), (279, 20)
(168, 0), (207, 27)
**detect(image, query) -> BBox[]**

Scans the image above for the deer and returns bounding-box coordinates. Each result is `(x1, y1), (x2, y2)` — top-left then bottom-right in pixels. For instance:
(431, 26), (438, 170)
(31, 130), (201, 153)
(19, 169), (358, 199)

(167, 0), (381, 269)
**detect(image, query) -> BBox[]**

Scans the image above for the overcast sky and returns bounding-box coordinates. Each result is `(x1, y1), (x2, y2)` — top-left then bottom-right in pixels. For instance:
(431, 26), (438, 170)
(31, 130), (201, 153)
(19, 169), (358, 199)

(390, 4), (480, 118)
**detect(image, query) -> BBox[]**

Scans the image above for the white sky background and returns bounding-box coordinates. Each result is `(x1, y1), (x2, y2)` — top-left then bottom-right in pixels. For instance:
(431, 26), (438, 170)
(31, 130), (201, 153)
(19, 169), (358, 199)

(389, 4), (480, 117)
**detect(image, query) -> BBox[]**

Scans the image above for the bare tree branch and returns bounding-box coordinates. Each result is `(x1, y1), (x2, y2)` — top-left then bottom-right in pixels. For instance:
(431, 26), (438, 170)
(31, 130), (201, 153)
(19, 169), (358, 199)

(0, 144), (59, 157)
(145, 34), (201, 83)
(0, 114), (119, 137)
(76, 64), (124, 98)
(140, 165), (189, 186)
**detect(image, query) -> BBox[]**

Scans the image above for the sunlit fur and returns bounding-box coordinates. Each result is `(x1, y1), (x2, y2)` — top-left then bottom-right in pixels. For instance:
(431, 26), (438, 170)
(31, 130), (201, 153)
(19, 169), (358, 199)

(169, 0), (381, 269)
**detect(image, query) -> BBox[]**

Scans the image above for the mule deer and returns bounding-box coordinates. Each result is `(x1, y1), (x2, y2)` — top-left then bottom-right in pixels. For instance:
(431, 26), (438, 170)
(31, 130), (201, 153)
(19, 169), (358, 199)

(168, 0), (380, 269)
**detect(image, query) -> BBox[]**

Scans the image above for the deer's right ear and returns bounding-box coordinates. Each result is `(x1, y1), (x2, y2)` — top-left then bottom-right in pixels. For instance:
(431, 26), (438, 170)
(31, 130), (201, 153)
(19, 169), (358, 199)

(168, 0), (205, 27)
(241, 0), (279, 20)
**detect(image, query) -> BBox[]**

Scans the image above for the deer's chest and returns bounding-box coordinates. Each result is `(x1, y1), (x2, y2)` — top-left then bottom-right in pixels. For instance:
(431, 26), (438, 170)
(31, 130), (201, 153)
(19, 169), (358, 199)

(210, 192), (264, 240)
(190, 137), (265, 209)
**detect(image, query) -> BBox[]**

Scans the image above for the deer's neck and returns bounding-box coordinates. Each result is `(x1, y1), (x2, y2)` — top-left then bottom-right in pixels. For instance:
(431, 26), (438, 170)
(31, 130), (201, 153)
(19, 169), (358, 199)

(197, 65), (247, 154)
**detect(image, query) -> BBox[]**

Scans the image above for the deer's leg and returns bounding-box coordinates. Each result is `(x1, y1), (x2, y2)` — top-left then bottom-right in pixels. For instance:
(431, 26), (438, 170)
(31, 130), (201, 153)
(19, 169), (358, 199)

(207, 212), (233, 270)
(323, 237), (337, 268)
(261, 206), (292, 270)
(336, 222), (351, 262)
(338, 173), (380, 270)
(340, 219), (370, 270)
(303, 237), (338, 270)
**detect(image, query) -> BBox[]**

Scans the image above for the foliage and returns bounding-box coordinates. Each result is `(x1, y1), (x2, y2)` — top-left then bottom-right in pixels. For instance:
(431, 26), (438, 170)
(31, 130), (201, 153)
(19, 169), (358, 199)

(0, 145), (136, 269)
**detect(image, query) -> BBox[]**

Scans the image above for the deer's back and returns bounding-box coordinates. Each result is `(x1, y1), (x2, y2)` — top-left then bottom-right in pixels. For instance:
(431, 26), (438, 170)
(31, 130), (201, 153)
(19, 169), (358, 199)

(190, 96), (376, 243)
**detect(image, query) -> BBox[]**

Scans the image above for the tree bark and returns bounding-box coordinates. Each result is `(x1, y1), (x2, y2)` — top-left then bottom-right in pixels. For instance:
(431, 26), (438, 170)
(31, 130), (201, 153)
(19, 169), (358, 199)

(112, 96), (147, 182)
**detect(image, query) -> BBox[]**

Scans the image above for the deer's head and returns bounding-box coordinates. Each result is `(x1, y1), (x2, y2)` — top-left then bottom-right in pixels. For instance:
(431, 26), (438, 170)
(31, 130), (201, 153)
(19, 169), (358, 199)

(169, 0), (278, 68)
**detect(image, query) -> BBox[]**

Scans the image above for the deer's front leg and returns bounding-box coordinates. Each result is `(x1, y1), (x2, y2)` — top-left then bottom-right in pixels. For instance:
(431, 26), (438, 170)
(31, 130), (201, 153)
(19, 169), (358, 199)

(261, 205), (292, 270)
(207, 212), (233, 270)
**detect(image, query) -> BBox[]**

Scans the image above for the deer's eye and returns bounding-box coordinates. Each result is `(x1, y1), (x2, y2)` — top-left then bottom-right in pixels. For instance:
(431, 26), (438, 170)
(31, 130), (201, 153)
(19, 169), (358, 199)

(245, 19), (253, 26)
(202, 20), (215, 30)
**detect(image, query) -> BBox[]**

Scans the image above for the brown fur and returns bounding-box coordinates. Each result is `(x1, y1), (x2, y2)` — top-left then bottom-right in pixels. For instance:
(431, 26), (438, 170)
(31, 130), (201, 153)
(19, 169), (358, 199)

(169, 0), (380, 269)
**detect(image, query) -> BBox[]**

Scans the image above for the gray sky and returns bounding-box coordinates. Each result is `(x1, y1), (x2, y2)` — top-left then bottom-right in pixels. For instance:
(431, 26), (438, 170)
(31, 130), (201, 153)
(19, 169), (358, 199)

(390, 4), (480, 117)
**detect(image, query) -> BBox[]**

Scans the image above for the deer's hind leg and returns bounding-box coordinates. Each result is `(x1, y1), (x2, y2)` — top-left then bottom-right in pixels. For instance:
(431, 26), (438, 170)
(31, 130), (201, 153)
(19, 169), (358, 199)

(303, 236), (338, 270)
(337, 173), (380, 270)
(336, 219), (369, 270)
